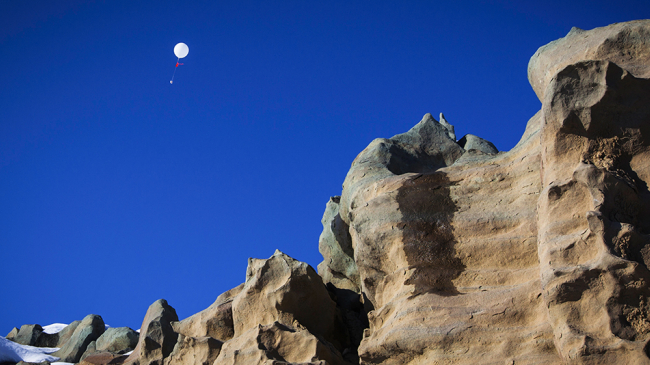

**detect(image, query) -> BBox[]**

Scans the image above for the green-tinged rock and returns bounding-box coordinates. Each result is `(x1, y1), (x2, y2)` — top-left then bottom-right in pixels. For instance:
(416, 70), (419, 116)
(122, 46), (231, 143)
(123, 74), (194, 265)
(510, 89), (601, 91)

(54, 314), (105, 363)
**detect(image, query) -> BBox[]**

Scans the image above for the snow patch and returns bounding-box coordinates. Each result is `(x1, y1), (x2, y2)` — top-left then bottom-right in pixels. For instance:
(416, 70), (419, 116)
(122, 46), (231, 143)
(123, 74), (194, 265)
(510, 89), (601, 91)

(42, 323), (68, 334)
(0, 336), (60, 363)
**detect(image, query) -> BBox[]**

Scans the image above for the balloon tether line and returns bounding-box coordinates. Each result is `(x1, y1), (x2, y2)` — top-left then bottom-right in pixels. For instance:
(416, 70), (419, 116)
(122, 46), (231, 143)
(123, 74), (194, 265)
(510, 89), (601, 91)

(170, 57), (179, 84)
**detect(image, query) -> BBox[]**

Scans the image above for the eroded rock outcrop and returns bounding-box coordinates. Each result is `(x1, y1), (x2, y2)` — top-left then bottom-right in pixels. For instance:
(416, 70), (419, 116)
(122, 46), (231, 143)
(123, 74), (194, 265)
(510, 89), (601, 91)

(217, 321), (347, 365)
(538, 59), (650, 363)
(163, 335), (221, 365)
(171, 285), (242, 342)
(213, 250), (354, 364)
(123, 299), (179, 365)
(330, 109), (554, 364)
(528, 19), (650, 101)
(313, 19), (650, 365)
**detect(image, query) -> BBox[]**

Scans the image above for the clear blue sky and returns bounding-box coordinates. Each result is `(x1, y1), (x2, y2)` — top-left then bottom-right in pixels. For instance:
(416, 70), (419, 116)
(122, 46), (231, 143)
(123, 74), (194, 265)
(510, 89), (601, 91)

(1, 1), (648, 333)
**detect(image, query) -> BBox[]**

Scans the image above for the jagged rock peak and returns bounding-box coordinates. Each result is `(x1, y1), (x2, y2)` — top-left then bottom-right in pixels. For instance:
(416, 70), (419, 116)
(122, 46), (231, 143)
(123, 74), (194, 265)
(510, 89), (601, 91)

(438, 112), (456, 141)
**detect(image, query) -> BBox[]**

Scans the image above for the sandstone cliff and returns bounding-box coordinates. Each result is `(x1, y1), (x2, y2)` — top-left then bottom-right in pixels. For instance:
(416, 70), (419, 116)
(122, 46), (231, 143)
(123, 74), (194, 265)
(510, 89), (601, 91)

(4, 19), (650, 365)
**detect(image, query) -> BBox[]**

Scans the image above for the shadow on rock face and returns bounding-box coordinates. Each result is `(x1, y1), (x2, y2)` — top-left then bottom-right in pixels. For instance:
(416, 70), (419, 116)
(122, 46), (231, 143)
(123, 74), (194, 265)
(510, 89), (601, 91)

(396, 172), (465, 297)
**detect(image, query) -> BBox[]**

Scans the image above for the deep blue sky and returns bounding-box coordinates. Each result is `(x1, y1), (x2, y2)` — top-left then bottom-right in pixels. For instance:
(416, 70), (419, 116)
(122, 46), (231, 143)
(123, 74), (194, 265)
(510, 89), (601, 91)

(1, 1), (648, 333)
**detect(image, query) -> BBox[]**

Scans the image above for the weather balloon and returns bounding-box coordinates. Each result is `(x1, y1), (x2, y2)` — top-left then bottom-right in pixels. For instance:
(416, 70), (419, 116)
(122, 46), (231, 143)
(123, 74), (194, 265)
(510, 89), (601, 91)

(174, 43), (189, 58)
(170, 43), (189, 84)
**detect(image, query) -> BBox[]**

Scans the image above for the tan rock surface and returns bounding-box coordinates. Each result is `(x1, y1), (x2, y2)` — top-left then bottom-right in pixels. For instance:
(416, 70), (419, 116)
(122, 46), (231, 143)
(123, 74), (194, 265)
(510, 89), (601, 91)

(231, 250), (347, 350)
(163, 335), (222, 365)
(337, 111), (560, 364)
(538, 59), (650, 363)
(172, 284), (242, 342)
(310, 19), (650, 365)
(528, 20), (650, 101)
(214, 321), (350, 365)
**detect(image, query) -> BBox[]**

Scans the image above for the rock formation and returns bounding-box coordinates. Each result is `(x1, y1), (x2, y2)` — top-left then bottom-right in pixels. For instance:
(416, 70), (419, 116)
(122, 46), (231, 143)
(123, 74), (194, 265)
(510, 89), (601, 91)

(123, 299), (179, 365)
(95, 327), (139, 354)
(319, 19), (650, 364)
(54, 315), (106, 363)
(528, 19), (650, 101)
(4, 19), (650, 365)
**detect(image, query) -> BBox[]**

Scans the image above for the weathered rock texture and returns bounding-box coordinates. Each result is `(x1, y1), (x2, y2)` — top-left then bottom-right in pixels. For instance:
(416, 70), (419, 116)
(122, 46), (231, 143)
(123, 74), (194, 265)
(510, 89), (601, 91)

(171, 285), (242, 342)
(317, 18), (650, 365)
(538, 59), (650, 363)
(528, 19), (650, 101)
(328, 109), (554, 364)
(209, 250), (354, 364)
(215, 321), (348, 365)
(163, 335), (221, 365)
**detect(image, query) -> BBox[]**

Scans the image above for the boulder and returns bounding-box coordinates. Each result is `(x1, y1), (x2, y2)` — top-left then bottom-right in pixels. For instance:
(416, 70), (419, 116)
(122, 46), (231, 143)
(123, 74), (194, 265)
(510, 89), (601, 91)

(56, 320), (80, 347)
(123, 299), (179, 365)
(95, 327), (139, 354)
(12, 325), (43, 346)
(231, 250), (348, 351)
(54, 314), (105, 363)
(163, 335), (221, 365)
(528, 20), (650, 101)
(317, 196), (360, 292)
(457, 134), (498, 154)
(9, 324), (59, 348)
(214, 321), (350, 365)
(171, 285), (242, 342)
(5, 328), (18, 341)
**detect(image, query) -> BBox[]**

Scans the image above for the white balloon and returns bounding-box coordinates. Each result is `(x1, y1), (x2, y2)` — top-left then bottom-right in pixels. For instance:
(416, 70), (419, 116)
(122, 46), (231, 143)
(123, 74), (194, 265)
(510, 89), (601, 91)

(174, 43), (189, 58)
